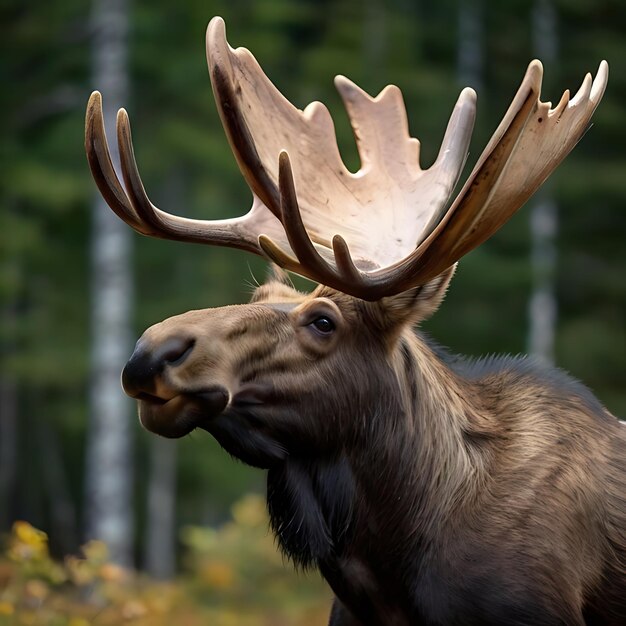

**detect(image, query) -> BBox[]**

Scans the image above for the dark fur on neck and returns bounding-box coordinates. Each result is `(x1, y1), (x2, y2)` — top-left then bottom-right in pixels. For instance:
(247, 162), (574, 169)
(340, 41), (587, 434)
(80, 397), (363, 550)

(267, 454), (356, 570)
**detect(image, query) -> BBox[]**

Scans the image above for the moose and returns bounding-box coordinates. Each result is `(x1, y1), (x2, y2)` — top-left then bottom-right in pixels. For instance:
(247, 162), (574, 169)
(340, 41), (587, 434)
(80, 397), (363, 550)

(85, 16), (625, 626)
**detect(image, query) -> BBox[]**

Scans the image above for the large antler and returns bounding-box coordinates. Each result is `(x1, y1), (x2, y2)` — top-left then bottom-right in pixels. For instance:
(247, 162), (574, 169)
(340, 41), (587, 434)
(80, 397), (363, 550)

(85, 15), (608, 301)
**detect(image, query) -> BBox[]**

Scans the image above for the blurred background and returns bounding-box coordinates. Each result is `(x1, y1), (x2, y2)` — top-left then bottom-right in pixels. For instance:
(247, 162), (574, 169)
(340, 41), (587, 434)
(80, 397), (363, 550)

(1, 0), (624, 623)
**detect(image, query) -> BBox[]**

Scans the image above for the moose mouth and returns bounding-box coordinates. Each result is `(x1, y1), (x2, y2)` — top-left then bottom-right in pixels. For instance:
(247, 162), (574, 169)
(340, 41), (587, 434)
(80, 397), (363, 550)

(137, 386), (230, 438)
(135, 382), (286, 467)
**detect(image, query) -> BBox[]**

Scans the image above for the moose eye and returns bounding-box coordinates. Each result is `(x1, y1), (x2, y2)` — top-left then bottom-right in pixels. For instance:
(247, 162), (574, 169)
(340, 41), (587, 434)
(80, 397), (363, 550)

(310, 316), (335, 335)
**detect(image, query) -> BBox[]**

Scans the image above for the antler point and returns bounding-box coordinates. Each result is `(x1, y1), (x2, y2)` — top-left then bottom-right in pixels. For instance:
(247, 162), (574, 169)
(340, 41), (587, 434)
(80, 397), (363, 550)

(86, 92), (103, 127)
(207, 15), (226, 41)
(459, 87), (477, 103)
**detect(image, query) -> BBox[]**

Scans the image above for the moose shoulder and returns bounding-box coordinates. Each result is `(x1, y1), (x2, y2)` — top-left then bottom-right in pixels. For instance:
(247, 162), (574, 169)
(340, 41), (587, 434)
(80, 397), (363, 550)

(85, 15), (624, 626)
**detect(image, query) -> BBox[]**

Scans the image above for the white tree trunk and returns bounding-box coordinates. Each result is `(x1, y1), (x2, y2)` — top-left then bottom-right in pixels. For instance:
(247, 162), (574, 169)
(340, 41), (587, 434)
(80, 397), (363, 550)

(528, 0), (558, 363)
(84, 0), (134, 566)
(144, 437), (177, 579)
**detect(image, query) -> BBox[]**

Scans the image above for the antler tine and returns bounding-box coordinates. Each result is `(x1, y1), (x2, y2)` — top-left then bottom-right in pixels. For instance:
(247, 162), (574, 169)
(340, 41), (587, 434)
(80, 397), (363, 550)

(362, 65), (542, 293)
(329, 59), (608, 297)
(116, 107), (167, 235)
(591, 60), (608, 101)
(262, 151), (339, 285)
(258, 150), (395, 300)
(207, 17), (283, 218)
(115, 107), (212, 244)
(413, 60), (608, 278)
(87, 90), (267, 253)
(332, 235), (366, 288)
(267, 151), (396, 299)
(85, 91), (149, 234)
(116, 105), (261, 248)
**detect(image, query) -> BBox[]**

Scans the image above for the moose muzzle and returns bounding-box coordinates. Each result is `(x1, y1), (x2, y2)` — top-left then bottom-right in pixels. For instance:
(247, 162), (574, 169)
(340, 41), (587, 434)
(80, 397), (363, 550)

(121, 334), (229, 438)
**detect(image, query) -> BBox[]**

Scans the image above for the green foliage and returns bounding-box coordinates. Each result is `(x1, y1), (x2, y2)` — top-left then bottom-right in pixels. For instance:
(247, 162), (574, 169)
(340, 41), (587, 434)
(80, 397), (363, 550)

(181, 494), (330, 617)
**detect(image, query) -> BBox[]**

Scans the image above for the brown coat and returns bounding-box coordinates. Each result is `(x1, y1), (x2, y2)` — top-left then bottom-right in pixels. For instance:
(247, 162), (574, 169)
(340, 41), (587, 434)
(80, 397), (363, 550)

(121, 269), (626, 625)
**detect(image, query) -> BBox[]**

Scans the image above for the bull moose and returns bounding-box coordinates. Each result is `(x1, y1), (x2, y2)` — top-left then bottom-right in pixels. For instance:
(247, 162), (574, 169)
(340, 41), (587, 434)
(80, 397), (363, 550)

(85, 16), (625, 626)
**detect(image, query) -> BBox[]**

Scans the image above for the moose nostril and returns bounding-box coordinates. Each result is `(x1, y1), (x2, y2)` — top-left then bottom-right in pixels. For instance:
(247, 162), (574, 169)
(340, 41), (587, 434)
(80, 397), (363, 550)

(157, 336), (196, 367)
(122, 345), (156, 397)
(122, 336), (195, 398)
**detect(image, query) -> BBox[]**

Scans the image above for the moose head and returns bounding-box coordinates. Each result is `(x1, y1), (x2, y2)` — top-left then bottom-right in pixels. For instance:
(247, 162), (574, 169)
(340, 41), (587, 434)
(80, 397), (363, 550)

(86, 17), (625, 626)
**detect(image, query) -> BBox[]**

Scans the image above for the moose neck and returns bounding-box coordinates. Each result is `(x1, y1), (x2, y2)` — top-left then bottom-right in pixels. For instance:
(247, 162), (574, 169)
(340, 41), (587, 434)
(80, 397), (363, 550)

(375, 331), (487, 541)
(267, 329), (488, 573)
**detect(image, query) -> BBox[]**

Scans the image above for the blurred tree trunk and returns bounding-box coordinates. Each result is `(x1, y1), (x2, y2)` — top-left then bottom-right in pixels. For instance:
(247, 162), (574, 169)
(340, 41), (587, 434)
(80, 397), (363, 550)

(0, 266), (18, 532)
(144, 437), (177, 579)
(457, 0), (483, 92)
(84, 0), (134, 566)
(38, 417), (78, 554)
(528, 0), (558, 363)
(0, 368), (17, 532)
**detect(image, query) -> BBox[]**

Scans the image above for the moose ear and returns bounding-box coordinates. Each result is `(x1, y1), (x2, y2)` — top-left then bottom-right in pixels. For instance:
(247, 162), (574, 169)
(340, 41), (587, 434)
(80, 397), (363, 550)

(378, 264), (457, 328)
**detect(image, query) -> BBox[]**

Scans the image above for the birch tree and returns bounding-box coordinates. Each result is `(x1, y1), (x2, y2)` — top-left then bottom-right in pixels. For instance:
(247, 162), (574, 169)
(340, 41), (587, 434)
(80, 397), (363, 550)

(144, 437), (177, 578)
(84, 0), (134, 566)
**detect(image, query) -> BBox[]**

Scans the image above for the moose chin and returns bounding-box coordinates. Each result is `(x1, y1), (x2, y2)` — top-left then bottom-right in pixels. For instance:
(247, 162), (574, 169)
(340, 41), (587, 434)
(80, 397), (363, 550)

(86, 16), (625, 626)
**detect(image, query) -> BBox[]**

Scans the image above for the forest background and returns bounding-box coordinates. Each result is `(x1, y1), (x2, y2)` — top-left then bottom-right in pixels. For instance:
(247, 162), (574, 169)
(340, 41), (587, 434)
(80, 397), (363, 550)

(1, 0), (625, 623)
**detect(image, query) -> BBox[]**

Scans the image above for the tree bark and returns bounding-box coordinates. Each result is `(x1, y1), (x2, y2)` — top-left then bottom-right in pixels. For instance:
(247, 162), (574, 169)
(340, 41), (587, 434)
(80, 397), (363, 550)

(528, 0), (558, 363)
(84, 0), (134, 566)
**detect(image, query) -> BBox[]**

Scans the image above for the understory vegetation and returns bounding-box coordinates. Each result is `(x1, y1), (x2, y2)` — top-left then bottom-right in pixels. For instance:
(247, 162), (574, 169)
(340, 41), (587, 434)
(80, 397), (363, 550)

(0, 495), (331, 625)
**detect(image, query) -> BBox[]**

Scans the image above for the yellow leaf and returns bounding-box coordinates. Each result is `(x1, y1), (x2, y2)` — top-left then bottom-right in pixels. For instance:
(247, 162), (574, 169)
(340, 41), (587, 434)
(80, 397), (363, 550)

(81, 540), (109, 564)
(0, 602), (14, 616)
(199, 561), (235, 590)
(13, 521), (48, 546)
(8, 521), (49, 561)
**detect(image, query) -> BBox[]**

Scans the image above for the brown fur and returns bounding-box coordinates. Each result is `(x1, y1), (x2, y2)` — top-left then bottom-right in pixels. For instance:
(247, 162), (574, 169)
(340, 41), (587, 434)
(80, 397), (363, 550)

(122, 269), (626, 625)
